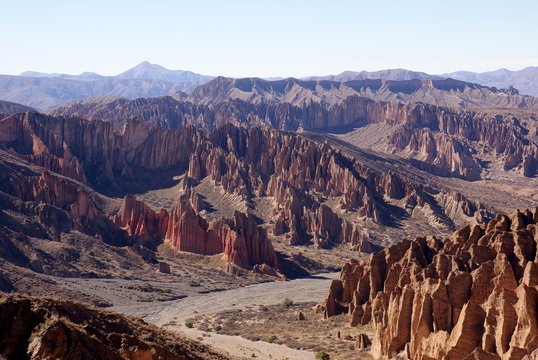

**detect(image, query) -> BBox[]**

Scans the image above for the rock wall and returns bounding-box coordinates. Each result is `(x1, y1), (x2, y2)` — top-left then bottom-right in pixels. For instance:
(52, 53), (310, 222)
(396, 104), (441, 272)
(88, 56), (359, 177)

(322, 207), (538, 359)
(46, 93), (538, 179)
(0, 111), (204, 191)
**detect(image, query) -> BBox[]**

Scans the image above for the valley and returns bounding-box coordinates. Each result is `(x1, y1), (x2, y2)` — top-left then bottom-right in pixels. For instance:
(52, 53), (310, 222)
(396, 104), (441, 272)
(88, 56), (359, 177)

(2, 36), (538, 359)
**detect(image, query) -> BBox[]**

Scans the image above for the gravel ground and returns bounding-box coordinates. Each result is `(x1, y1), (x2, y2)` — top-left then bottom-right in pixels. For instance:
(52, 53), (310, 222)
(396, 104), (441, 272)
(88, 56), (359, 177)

(113, 272), (340, 360)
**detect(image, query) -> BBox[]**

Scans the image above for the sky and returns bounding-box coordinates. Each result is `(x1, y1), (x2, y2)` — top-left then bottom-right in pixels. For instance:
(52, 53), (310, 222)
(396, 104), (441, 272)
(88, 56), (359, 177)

(2, 0), (538, 78)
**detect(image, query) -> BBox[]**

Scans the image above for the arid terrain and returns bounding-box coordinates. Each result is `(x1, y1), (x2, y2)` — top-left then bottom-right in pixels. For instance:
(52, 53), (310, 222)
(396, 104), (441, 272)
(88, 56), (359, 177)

(2, 53), (538, 359)
(115, 272), (340, 360)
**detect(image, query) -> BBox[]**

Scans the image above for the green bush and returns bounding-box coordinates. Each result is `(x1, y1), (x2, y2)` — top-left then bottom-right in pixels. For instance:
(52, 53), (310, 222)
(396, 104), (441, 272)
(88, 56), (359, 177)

(186, 280), (201, 287)
(267, 335), (277, 343)
(315, 351), (330, 360)
(184, 322), (194, 328)
(223, 319), (232, 326)
(213, 325), (222, 332)
(281, 298), (294, 307)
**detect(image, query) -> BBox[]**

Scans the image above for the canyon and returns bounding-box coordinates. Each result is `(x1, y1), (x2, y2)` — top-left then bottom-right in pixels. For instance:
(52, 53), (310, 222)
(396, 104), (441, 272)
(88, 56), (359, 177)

(47, 91), (538, 181)
(1, 69), (538, 359)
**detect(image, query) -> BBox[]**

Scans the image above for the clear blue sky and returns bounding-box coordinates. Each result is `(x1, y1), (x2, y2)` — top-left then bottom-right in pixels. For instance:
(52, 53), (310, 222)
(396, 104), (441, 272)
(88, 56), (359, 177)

(2, 0), (538, 78)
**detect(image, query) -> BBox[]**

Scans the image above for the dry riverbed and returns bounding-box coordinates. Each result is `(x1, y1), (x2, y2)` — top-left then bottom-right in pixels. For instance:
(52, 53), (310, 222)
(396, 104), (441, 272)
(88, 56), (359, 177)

(112, 272), (375, 359)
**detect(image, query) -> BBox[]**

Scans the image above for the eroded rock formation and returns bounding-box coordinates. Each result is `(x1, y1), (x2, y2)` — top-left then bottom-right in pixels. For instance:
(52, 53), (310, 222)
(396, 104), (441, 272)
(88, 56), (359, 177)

(0, 112), (493, 252)
(164, 195), (279, 273)
(0, 295), (229, 360)
(47, 91), (538, 180)
(112, 195), (169, 247)
(322, 207), (538, 359)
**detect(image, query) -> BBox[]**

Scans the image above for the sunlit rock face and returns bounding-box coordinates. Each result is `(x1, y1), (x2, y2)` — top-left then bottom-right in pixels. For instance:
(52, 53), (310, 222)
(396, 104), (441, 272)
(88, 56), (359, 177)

(322, 207), (538, 359)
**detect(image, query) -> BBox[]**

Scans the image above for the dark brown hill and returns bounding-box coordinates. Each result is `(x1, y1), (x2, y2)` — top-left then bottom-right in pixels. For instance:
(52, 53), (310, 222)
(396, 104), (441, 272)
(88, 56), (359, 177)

(0, 294), (228, 360)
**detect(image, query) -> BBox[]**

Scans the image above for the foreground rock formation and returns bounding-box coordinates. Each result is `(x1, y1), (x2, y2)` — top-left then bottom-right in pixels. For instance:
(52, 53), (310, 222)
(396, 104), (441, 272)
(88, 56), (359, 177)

(322, 207), (538, 359)
(0, 294), (228, 360)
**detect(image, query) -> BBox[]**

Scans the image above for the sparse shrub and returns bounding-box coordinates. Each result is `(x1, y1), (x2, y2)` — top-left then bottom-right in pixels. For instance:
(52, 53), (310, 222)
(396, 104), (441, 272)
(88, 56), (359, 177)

(223, 319), (232, 326)
(163, 288), (172, 293)
(259, 305), (269, 312)
(281, 298), (294, 307)
(251, 354), (256, 358)
(267, 335), (277, 343)
(315, 351), (330, 360)
(185, 322), (194, 328)
(186, 280), (201, 287)
(213, 325), (222, 332)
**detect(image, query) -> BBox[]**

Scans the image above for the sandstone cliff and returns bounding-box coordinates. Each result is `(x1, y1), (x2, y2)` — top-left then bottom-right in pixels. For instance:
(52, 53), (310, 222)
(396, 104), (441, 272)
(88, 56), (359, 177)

(322, 207), (538, 359)
(46, 93), (538, 180)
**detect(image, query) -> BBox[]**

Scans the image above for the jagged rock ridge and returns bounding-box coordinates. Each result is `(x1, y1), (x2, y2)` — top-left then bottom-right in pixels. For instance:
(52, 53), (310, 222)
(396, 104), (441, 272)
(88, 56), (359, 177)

(0, 112), (492, 261)
(322, 207), (538, 359)
(47, 95), (538, 180)
(189, 76), (538, 109)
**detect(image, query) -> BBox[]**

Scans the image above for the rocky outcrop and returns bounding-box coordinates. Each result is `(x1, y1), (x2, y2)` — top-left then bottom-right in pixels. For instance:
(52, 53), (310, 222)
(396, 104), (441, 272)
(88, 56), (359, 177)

(112, 195), (169, 248)
(0, 295), (229, 360)
(164, 195), (279, 272)
(165, 197), (221, 255)
(4, 168), (100, 229)
(356, 334), (372, 350)
(212, 211), (278, 270)
(322, 207), (538, 359)
(390, 127), (482, 180)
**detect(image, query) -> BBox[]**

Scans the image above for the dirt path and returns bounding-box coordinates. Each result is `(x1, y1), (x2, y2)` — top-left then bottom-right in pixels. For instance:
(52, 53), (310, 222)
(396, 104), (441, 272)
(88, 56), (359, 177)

(114, 272), (339, 360)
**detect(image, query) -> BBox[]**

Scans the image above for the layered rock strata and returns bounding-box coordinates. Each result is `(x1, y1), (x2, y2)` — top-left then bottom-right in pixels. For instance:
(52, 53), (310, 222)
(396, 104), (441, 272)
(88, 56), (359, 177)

(112, 194), (279, 273)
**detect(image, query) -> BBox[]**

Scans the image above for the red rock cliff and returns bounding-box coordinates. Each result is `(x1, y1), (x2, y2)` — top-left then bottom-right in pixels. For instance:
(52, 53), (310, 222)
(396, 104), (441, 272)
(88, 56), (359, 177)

(112, 195), (169, 248)
(322, 207), (538, 359)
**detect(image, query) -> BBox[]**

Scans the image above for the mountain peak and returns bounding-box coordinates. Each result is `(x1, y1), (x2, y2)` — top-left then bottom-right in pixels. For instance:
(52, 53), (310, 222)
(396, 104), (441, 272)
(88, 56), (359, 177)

(116, 62), (212, 83)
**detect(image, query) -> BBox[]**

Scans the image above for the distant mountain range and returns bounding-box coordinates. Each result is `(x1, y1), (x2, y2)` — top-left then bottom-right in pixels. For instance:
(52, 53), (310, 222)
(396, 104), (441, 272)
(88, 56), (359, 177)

(19, 61), (213, 83)
(2, 63), (538, 109)
(306, 67), (538, 95)
(187, 76), (535, 109)
(440, 67), (538, 96)
(303, 68), (441, 82)
(0, 62), (213, 109)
